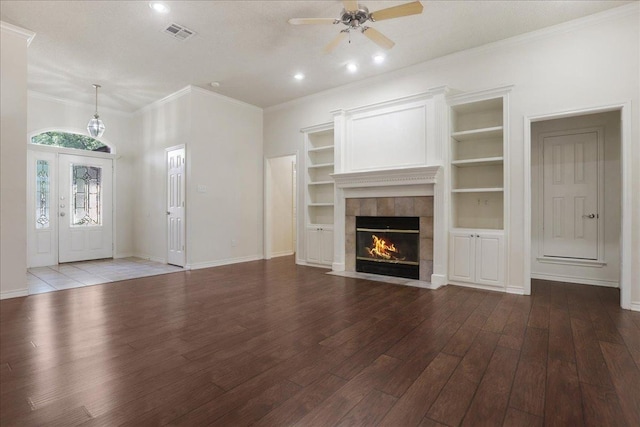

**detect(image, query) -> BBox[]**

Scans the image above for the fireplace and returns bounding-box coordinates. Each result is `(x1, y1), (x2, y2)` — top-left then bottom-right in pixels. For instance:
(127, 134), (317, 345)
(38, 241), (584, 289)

(356, 216), (420, 279)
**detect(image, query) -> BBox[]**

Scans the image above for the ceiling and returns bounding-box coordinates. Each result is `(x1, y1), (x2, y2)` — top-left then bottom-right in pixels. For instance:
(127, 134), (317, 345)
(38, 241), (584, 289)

(0, 0), (632, 112)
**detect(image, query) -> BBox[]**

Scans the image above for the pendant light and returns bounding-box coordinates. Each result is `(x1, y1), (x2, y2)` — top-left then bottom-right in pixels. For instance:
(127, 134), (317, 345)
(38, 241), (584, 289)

(87, 84), (105, 138)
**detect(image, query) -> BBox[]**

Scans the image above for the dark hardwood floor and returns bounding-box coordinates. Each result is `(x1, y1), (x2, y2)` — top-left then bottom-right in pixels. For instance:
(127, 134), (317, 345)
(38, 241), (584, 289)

(1, 256), (639, 426)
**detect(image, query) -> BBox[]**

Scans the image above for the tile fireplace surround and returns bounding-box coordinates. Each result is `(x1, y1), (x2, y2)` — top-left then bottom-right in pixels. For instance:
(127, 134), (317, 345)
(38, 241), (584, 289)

(345, 196), (434, 280)
(331, 165), (445, 289)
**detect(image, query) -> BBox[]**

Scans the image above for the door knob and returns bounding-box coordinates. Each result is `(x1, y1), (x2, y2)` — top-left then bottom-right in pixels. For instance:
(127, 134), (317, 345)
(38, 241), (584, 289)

(167, 211), (171, 215)
(60, 212), (66, 217)
(582, 213), (597, 219)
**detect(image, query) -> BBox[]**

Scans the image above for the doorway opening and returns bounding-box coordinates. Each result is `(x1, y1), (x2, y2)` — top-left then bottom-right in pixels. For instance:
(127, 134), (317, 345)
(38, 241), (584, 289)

(264, 154), (297, 260)
(525, 105), (632, 310)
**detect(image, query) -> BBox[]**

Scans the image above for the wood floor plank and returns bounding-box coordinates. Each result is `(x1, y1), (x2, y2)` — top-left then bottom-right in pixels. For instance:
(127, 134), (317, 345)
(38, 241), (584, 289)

(335, 389), (397, 427)
(509, 327), (549, 417)
(461, 345), (520, 426)
(599, 341), (640, 426)
(544, 358), (584, 425)
(580, 382), (629, 427)
(378, 352), (460, 427)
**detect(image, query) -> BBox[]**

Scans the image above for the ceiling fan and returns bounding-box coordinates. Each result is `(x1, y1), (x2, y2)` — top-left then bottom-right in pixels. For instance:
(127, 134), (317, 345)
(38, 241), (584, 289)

(288, 1), (424, 53)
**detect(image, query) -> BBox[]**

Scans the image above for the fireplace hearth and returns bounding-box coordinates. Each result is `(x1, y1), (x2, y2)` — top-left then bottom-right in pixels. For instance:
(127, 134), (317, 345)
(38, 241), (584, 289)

(356, 216), (420, 279)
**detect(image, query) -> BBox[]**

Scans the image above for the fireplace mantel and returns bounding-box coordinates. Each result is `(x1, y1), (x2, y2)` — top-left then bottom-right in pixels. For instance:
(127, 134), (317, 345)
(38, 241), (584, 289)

(332, 165), (441, 189)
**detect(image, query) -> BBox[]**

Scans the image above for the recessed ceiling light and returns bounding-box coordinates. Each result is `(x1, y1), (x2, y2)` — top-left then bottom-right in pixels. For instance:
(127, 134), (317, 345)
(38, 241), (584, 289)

(373, 54), (386, 64)
(294, 73), (305, 80)
(149, 2), (170, 13)
(210, 81), (221, 87)
(346, 63), (358, 73)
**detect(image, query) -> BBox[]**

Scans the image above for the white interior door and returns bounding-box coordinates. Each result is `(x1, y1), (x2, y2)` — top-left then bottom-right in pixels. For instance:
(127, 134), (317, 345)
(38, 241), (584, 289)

(167, 147), (186, 267)
(542, 131), (599, 259)
(58, 154), (113, 263)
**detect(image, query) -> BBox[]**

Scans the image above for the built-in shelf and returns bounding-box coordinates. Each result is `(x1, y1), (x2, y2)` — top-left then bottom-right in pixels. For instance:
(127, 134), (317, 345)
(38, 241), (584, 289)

(452, 187), (504, 193)
(308, 162), (334, 169)
(308, 145), (334, 153)
(308, 181), (334, 186)
(308, 202), (334, 207)
(451, 157), (504, 167)
(451, 126), (503, 142)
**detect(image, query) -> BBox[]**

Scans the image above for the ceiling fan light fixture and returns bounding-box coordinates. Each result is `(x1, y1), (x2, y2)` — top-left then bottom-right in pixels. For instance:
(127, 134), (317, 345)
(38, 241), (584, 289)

(87, 84), (105, 138)
(346, 63), (358, 73)
(149, 2), (170, 14)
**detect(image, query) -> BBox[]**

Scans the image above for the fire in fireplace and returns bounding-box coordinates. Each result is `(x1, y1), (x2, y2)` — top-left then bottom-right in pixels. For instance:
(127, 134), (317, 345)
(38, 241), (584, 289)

(355, 216), (420, 279)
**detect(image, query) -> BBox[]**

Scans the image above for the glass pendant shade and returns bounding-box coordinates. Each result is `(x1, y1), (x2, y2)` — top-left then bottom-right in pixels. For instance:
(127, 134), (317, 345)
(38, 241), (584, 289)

(87, 84), (105, 138)
(87, 115), (105, 138)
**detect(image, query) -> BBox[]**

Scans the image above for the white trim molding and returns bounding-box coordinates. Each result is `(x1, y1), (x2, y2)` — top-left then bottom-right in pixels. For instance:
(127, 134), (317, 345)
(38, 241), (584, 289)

(187, 254), (263, 270)
(0, 21), (36, 46)
(0, 289), (29, 300)
(531, 273), (619, 289)
(332, 165), (440, 189)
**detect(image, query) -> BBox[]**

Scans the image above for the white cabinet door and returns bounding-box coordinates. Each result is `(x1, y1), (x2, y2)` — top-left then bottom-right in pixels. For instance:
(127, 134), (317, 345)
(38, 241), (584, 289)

(449, 233), (475, 282)
(306, 228), (322, 264)
(306, 227), (333, 266)
(321, 228), (334, 265)
(449, 231), (503, 287)
(475, 233), (503, 286)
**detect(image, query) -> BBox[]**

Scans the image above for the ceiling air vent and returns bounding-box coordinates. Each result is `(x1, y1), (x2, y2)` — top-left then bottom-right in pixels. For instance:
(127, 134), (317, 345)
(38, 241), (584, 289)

(163, 23), (196, 41)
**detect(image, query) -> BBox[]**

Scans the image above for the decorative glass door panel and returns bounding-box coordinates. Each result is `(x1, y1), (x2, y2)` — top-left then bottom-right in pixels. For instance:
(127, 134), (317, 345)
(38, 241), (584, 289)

(71, 164), (102, 226)
(58, 154), (112, 263)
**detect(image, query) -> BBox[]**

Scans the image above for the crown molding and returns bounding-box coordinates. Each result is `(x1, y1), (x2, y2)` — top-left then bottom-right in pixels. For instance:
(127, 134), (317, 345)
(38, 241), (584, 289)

(135, 85), (262, 115)
(189, 85), (262, 112)
(134, 86), (192, 115)
(0, 21), (36, 46)
(28, 90), (132, 117)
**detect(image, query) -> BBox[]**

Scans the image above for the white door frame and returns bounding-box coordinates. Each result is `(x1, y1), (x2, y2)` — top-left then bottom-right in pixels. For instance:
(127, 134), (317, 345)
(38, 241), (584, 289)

(524, 102), (632, 310)
(27, 141), (117, 267)
(263, 152), (299, 260)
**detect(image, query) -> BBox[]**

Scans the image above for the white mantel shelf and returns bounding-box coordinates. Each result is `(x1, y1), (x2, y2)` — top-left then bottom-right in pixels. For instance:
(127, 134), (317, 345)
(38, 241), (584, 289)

(331, 165), (442, 189)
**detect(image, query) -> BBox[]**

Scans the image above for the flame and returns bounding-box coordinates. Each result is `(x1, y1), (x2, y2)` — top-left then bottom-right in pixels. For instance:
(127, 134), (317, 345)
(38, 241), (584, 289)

(366, 234), (403, 261)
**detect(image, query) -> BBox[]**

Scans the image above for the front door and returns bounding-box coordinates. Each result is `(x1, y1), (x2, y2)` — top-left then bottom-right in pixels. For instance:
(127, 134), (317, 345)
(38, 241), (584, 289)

(542, 130), (601, 259)
(58, 154), (113, 263)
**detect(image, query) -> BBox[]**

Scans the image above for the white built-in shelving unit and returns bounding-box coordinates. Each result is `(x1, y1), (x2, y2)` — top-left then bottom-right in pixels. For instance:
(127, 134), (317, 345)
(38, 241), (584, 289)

(302, 124), (334, 266)
(448, 90), (510, 289)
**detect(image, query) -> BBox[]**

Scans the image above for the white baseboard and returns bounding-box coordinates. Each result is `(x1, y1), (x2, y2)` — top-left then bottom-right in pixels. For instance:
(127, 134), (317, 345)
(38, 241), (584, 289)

(187, 254), (263, 270)
(331, 262), (346, 272)
(531, 272), (619, 288)
(430, 274), (447, 288)
(1, 288), (29, 300)
(506, 286), (526, 295)
(114, 252), (134, 259)
(271, 251), (294, 258)
(630, 302), (640, 312)
(449, 280), (506, 293)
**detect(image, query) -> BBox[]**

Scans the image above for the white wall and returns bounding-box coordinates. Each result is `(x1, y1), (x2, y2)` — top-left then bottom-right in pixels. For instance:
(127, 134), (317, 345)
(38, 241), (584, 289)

(27, 93), (137, 258)
(1, 23), (33, 299)
(269, 155), (296, 257)
(134, 89), (192, 262)
(531, 111), (621, 286)
(187, 88), (264, 267)
(135, 87), (264, 268)
(264, 5), (640, 304)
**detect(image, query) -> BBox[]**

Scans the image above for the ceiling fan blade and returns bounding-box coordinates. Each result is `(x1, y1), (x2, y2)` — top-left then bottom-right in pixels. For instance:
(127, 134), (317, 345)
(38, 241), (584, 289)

(362, 27), (395, 50)
(288, 18), (336, 25)
(370, 1), (423, 21)
(324, 31), (348, 53)
(343, 0), (359, 12)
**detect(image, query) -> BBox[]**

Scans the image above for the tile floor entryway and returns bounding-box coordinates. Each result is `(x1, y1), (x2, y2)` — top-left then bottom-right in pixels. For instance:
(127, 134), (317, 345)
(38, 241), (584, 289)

(27, 257), (183, 294)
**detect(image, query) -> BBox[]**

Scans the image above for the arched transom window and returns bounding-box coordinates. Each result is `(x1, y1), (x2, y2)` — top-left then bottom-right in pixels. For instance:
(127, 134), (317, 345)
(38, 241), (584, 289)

(31, 131), (111, 153)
